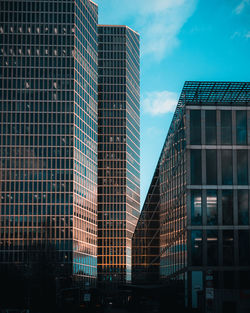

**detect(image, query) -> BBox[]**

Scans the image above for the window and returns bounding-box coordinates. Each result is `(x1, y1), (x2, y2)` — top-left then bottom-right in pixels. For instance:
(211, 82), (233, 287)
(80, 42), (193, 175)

(238, 190), (249, 225)
(221, 150), (233, 185)
(237, 150), (248, 185)
(223, 230), (234, 266)
(191, 150), (201, 185)
(206, 190), (218, 225)
(205, 110), (217, 145)
(207, 230), (218, 266)
(191, 190), (202, 225)
(239, 230), (250, 265)
(191, 230), (202, 266)
(221, 111), (232, 145)
(190, 110), (201, 145)
(206, 150), (217, 185)
(222, 190), (233, 225)
(236, 111), (247, 145)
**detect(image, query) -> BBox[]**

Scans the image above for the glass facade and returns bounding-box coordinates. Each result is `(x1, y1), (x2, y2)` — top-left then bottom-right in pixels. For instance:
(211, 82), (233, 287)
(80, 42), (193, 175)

(132, 82), (250, 312)
(181, 82), (250, 310)
(159, 107), (187, 280)
(132, 166), (160, 284)
(0, 0), (98, 286)
(97, 26), (140, 284)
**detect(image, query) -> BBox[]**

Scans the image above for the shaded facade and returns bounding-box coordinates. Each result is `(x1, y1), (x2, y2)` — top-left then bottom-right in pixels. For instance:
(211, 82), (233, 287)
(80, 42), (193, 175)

(98, 25), (140, 284)
(0, 0), (98, 286)
(132, 165), (160, 284)
(132, 81), (250, 312)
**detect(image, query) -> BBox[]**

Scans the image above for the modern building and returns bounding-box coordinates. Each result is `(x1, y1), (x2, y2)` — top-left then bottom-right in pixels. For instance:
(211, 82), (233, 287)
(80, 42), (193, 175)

(132, 81), (250, 313)
(132, 164), (160, 284)
(97, 25), (140, 284)
(0, 0), (99, 287)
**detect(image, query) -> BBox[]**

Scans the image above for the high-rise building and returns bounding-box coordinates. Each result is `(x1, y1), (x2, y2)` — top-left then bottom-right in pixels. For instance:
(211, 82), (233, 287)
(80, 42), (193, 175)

(0, 0), (99, 287)
(98, 25), (140, 284)
(132, 81), (250, 312)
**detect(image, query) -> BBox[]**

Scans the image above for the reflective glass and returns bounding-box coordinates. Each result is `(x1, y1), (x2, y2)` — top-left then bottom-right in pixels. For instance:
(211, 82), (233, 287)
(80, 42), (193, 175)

(207, 230), (218, 266)
(238, 190), (249, 225)
(239, 230), (250, 265)
(191, 190), (202, 225)
(236, 111), (247, 145)
(221, 111), (232, 145)
(191, 230), (202, 266)
(221, 150), (233, 185)
(205, 110), (217, 145)
(222, 190), (233, 225)
(237, 150), (248, 185)
(191, 150), (201, 185)
(206, 190), (218, 225)
(206, 150), (217, 185)
(190, 110), (201, 145)
(223, 230), (234, 266)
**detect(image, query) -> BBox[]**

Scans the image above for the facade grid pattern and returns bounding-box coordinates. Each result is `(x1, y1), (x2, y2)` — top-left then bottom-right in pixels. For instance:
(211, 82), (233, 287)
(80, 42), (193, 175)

(132, 165), (160, 284)
(97, 25), (140, 284)
(0, 0), (99, 286)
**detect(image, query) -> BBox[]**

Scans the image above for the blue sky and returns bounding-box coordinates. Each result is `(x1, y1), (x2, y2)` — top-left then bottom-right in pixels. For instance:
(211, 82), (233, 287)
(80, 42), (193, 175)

(95, 0), (250, 208)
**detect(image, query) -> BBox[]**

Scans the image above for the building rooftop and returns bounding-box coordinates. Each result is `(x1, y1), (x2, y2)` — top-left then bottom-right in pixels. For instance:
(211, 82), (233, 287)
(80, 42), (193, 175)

(181, 81), (250, 104)
(98, 24), (139, 35)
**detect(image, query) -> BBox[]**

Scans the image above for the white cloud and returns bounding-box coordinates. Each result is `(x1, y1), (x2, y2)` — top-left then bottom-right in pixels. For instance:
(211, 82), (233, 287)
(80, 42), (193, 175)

(96, 0), (198, 60)
(245, 31), (250, 38)
(234, 0), (250, 14)
(231, 30), (250, 39)
(143, 91), (178, 116)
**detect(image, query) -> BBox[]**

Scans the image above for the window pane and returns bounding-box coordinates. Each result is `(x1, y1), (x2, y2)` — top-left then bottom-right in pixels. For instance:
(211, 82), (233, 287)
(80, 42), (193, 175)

(221, 111), (232, 145)
(221, 150), (233, 185)
(240, 271), (250, 289)
(191, 230), (202, 266)
(207, 230), (218, 266)
(206, 190), (218, 225)
(237, 150), (248, 185)
(190, 110), (201, 145)
(191, 190), (202, 225)
(223, 230), (234, 266)
(191, 150), (201, 185)
(223, 271), (235, 289)
(236, 111), (247, 145)
(206, 150), (217, 185)
(238, 190), (249, 225)
(205, 110), (217, 145)
(222, 190), (233, 225)
(239, 230), (250, 265)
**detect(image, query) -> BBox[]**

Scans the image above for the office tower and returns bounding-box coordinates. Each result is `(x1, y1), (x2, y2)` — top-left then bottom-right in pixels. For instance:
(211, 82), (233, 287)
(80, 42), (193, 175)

(0, 0), (98, 287)
(98, 25), (140, 284)
(132, 165), (160, 284)
(132, 81), (250, 312)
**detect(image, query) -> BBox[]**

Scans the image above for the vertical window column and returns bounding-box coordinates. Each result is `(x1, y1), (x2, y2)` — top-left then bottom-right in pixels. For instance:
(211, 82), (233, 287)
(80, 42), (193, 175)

(238, 190), (249, 225)
(190, 110), (201, 145)
(221, 150), (233, 185)
(221, 110), (232, 145)
(205, 110), (217, 145)
(236, 110), (247, 145)
(190, 150), (202, 185)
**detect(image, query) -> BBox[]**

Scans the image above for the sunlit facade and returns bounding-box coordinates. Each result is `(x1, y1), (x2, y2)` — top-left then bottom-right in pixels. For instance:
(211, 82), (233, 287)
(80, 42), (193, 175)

(0, 0), (98, 286)
(98, 25), (140, 284)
